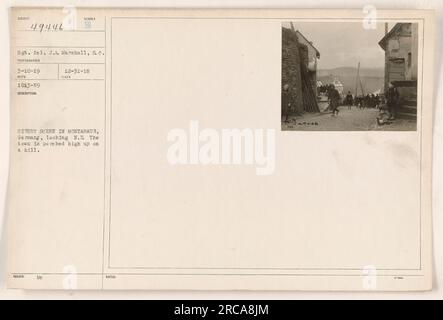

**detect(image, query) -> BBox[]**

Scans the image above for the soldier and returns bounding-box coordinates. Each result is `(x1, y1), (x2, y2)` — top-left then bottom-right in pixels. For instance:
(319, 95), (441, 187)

(386, 82), (400, 120)
(328, 86), (340, 116)
(345, 91), (353, 110)
(282, 84), (292, 122)
(375, 94), (381, 109)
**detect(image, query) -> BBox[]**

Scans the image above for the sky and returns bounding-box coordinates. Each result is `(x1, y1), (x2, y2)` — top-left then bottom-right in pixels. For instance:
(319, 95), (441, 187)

(282, 21), (389, 70)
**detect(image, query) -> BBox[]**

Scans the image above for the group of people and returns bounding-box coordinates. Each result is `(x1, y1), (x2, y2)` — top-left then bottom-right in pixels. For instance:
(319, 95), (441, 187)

(343, 92), (381, 110)
(340, 85), (402, 125)
(282, 82), (401, 124)
(325, 87), (383, 117)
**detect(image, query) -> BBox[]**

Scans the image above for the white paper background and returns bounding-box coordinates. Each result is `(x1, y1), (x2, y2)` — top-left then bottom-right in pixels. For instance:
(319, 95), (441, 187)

(0, 0), (442, 299)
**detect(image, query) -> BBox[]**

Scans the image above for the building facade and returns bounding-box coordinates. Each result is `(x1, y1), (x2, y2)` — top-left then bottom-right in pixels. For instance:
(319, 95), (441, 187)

(378, 23), (418, 120)
(295, 30), (321, 97)
(379, 23), (418, 90)
(282, 27), (320, 115)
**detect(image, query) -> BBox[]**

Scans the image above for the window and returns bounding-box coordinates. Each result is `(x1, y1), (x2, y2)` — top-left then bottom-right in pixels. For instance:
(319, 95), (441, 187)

(408, 52), (412, 68)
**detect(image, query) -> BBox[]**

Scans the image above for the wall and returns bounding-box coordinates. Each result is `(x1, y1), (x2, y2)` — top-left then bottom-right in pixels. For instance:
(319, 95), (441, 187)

(385, 23), (418, 84)
(282, 27), (304, 114)
(296, 32), (318, 96)
(411, 23), (419, 81)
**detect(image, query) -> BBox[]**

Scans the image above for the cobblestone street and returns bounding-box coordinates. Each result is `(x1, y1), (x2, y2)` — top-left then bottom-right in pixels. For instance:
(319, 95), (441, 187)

(282, 107), (416, 131)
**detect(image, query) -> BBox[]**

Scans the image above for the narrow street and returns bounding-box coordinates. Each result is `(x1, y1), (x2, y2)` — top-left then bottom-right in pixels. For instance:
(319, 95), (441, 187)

(282, 107), (416, 131)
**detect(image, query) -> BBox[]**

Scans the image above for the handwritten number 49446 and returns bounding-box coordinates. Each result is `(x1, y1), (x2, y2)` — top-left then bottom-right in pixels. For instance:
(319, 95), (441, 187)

(30, 23), (63, 32)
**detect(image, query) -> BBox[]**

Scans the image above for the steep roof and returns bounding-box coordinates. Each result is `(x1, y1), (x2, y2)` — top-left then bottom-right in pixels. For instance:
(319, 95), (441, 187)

(378, 23), (403, 50)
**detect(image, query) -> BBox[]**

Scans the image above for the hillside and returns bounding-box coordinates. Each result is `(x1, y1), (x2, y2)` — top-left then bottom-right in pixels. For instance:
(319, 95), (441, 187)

(317, 67), (384, 95)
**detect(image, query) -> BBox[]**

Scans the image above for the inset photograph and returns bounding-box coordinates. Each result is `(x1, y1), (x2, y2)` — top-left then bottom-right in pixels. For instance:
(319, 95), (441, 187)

(281, 22), (418, 131)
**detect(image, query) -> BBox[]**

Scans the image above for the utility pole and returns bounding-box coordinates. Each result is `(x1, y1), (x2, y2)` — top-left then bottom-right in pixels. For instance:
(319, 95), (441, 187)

(359, 74), (365, 96)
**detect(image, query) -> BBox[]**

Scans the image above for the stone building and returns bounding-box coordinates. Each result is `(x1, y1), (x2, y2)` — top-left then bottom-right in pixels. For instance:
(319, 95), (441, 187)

(282, 27), (320, 115)
(378, 23), (418, 120)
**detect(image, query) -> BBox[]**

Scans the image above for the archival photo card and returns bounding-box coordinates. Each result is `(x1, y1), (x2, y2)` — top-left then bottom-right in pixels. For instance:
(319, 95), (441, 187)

(7, 8), (434, 291)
